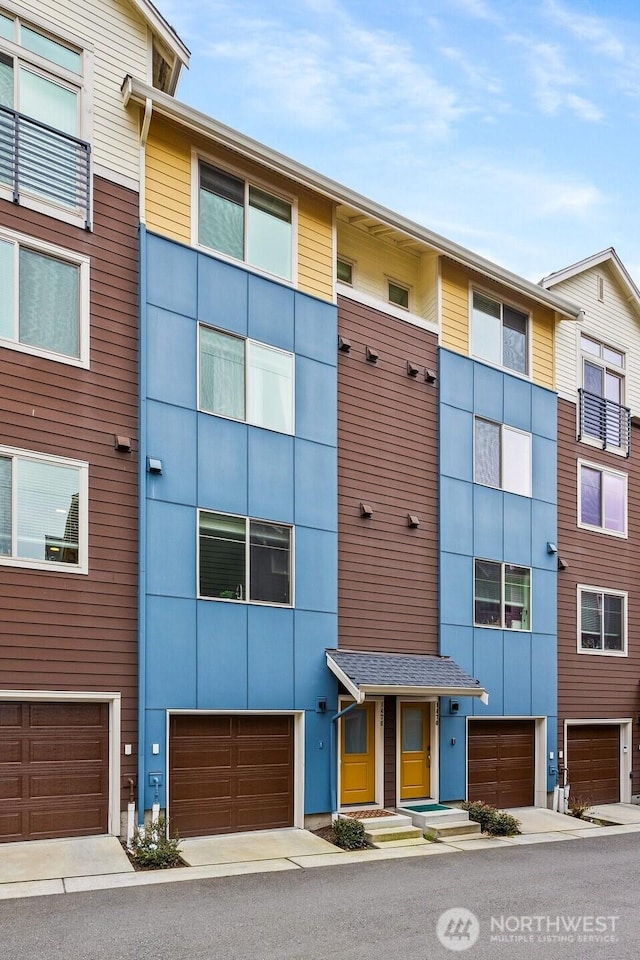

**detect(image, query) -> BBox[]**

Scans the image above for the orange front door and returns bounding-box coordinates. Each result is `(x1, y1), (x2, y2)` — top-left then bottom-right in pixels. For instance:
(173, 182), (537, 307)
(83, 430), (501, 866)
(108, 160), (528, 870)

(400, 702), (430, 800)
(340, 702), (376, 805)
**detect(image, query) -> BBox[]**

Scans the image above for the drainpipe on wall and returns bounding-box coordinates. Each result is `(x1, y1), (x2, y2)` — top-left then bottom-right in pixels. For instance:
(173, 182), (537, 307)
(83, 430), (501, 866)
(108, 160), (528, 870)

(329, 694), (365, 815)
(137, 224), (148, 826)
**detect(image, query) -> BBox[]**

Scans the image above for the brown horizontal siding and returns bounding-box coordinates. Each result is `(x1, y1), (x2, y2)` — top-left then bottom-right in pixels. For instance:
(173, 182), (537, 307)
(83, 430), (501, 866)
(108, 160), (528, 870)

(557, 398), (640, 793)
(0, 177), (139, 809)
(383, 697), (397, 807)
(337, 296), (438, 655)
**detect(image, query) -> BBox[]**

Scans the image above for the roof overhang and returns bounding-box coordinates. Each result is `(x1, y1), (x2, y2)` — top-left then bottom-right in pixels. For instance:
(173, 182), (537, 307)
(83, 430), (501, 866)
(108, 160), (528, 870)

(540, 247), (640, 317)
(326, 650), (489, 705)
(129, 0), (190, 72)
(121, 76), (580, 321)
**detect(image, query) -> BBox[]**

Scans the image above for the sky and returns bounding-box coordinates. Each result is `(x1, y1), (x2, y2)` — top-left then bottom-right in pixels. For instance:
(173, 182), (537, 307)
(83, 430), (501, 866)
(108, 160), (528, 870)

(161, 0), (640, 287)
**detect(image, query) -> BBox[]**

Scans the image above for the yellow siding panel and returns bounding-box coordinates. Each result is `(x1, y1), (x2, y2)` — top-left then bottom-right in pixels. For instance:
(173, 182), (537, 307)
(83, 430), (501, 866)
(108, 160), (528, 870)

(297, 193), (334, 301)
(440, 261), (470, 355)
(145, 120), (192, 244)
(532, 306), (555, 389)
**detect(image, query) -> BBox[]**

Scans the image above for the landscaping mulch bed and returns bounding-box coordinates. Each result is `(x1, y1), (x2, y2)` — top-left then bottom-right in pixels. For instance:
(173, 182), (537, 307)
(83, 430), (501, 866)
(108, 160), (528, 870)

(341, 809), (394, 819)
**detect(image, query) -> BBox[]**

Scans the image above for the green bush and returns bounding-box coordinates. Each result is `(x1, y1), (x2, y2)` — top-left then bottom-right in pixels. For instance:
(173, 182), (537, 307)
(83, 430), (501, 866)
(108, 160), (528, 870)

(130, 816), (182, 869)
(461, 800), (521, 836)
(331, 816), (368, 850)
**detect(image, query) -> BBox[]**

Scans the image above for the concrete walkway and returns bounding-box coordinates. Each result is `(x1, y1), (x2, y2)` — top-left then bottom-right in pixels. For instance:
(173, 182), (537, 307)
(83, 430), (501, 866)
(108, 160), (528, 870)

(2, 809), (640, 902)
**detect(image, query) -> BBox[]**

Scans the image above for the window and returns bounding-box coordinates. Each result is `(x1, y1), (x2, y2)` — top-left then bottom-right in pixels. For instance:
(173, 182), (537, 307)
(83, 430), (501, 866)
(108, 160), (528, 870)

(0, 231), (88, 364)
(0, 11), (88, 220)
(474, 418), (532, 497)
(578, 462), (627, 536)
(578, 587), (626, 655)
(579, 334), (628, 451)
(199, 512), (292, 605)
(198, 161), (293, 280)
(199, 326), (294, 434)
(0, 447), (87, 573)
(388, 280), (409, 310)
(471, 291), (528, 375)
(337, 258), (353, 285)
(474, 560), (530, 630)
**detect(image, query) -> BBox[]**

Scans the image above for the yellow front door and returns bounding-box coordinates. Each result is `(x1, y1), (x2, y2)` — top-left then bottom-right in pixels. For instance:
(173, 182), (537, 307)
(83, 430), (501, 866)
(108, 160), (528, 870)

(340, 702), (376, 806)
(400, 702), (430, 800)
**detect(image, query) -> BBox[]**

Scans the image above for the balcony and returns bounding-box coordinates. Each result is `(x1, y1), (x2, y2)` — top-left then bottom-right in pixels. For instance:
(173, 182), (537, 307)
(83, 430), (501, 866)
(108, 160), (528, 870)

(0, 104), (91, 229)
(579, 388), (631, 456)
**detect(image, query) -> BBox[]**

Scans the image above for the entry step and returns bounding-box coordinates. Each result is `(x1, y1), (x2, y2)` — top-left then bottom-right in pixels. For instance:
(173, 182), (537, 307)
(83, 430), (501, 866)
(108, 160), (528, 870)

(365, 825), (423, 845)
(429, 820), (481, 839)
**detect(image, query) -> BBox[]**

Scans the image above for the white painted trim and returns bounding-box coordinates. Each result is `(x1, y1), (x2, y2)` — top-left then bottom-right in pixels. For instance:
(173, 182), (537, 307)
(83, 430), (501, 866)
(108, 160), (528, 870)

(327, 658), (364, 704)
(0, 689), (121, 835)
(564, 718), (633, 804)
(465, 715), (547, 807)
(541, 248), (640, 313)
(473, 558), (532, 633)
(396, 698), (439, 804)
(166, 709), (304, 828)
(576, 583), (628, 657)
(472, 416), (533, 499)
(337, 696), (383, 810)
(576, 458), (628, 539)
(335, 284), (439, 335)
(93, 164), (139, 194)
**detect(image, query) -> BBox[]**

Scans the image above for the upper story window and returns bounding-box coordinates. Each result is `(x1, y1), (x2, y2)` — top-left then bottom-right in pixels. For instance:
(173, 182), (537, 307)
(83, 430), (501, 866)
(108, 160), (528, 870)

(199, 325), (294, 435)
(337, 258), (353, 285)
(471, 290), (529, 376)
(0, 446), (87, 574)
(199, 511), (292, 605)
(579, 334), (629, 454)
(578, 587), (626, 656)
(474, 559), (531, 631)
(0, 229), (89, 366)
(198, 161), (293, 281)
(474, 417), (532, 497)
(388, 280), (409, 310)
(0, 10), (89, 225)
(578, 461), (627, 537)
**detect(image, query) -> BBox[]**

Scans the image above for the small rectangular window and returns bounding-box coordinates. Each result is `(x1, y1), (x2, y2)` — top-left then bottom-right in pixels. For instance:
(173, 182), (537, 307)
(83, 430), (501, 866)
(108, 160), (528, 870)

(472, 291), (528, 375)
(579, 587), (626, 655)
(199, 512), (292, 605)
(388, 280), (409, 309)
(474, 559), (530, 630)
(597, 276), (604, 302)
(578, 462), (626, 536)
(198, 161), (293, 280)
(337, 258), (353, 285)
(0, 448), (86, 572)
(199, 326), (294, 435)
(474, 418), (532, 497)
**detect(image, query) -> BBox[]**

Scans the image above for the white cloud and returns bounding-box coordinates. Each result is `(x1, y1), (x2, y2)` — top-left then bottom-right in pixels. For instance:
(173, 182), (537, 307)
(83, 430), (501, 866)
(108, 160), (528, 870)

(543, 0), (625, 61)
(509, 36), (603, 122)
(449, 0), (503, 26)
(440, 46), (503, 96)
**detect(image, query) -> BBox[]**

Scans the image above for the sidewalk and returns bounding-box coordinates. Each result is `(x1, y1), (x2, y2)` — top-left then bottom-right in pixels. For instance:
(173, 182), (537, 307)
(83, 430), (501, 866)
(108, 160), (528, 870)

(2, 808), (640, 902)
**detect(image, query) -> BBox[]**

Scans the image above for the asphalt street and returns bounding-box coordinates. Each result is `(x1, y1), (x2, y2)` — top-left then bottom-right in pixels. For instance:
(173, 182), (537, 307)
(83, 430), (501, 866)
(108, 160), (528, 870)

(1, 833), (638, 960)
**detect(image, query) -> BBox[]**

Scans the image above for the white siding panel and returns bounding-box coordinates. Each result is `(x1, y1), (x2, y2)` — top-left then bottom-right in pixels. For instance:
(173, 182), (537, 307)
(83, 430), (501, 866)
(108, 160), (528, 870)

(551, 264), (640, 414)
(20, 0), (148, 185)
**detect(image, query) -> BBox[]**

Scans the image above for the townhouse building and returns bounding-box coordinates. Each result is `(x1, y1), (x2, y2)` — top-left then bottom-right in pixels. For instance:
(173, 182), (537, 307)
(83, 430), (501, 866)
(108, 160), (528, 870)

(0, 0), (187, 843)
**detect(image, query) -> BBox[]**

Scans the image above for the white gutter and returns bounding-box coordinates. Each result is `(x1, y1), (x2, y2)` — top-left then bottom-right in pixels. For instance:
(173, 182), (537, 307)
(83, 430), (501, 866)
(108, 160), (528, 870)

(122, 77), (581, 322)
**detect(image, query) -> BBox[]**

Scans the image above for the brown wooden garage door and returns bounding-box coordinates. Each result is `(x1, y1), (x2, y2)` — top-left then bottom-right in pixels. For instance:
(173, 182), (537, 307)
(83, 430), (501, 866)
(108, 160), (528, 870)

(169, 714), (294, 838)
(0, 701), (109, 843)
(468, 719), (535, 808)
(567, 725), (620, 805)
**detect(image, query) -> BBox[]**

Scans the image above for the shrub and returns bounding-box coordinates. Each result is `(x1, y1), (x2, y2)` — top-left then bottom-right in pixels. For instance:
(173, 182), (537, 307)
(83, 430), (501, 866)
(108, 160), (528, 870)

(461, 800), (521, 837)
(130, 816), (182, 869)
(567, 795), (594, 820)
(331, 816), (368, 850)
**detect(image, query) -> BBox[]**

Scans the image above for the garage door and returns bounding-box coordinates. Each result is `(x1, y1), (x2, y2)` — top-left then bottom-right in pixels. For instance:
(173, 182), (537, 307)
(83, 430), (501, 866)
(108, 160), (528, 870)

(0, 701), (109, 843)
(567, 725), (620, 804)
(468, 719), (535, 808)
(169, 714), (294, 838)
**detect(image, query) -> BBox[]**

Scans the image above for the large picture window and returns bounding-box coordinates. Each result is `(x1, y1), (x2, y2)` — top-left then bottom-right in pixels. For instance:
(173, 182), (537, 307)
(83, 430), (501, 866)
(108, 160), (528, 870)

(199, 326), (294, 434)
(199, 512), (292, 605)
(471, 290), (528, 375)
(579, 587), (626, 655)
(474, 418), (532, 496)
(0, 447), (87, 572)
(578, 462), (626, 536)
(474, 560), (531, 630)
(198, 161), (293, 280)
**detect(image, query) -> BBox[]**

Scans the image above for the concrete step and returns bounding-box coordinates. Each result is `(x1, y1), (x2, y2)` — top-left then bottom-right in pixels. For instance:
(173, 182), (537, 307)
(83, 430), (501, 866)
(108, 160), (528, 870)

(399, 806), (471, 830)
(338, 814), (412, 830)
(365, 825), (423, 844)
(429, 820), (481, 839)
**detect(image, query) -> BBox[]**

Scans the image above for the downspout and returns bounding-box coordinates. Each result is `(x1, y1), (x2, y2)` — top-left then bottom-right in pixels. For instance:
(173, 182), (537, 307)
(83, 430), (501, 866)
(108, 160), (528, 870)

(137, 221), (148, 826)
(139, 98), (153, 226)
(329, 695), (364, 815)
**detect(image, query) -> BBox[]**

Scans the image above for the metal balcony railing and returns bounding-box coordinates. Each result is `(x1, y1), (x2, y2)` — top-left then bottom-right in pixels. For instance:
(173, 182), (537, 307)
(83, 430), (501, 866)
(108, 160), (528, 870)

(578, 388), (631, 456)
(0, 104), (91, 229)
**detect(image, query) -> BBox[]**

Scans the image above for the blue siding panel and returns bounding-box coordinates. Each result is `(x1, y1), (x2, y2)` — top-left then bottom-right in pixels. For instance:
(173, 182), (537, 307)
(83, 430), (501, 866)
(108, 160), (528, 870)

(440, 553), (473, 626)
(441, 477), (473, 555)
(473, 485), (503, 559)
(304, 711), (333, 813)
(196, 601), (249, 708)
(294, 440), (337, 532)
(532, 569), (557, 636)
(248, 274), (295, 352)
(295, 528), (337, 613)
(143, 709), (167, 808)
(503, 636), (532, 715)
(439, 715), (467, 801)
(247, 606), (295, 708)
(531, 499), (558, 571)
(439, 625), (474, 677)
(532, 435), (557, 503)
(503, 494), (532, 565)
(197, 415), (248, 516)
(294, 611), (338, 709)
(147, 307), (197, 410)
(146, 401), (197, 507)
(473, 363), (504, 423)
(147, 234), (197, 317)
(439, 349), (473, 411)
(503, 375), (532, 432)
(146, 501), (196, 598)
(296, 357), (337, 447)
(473, 629), (504, 715)
(248, 428), (294, 523)
(294, 295), (337, 366)
(146, 596), (197, 708)
(440, 407), (473, 481)
(197, 254), (248, 335)
(532, 388), (557, 441)
(531, 634), (557, 716)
